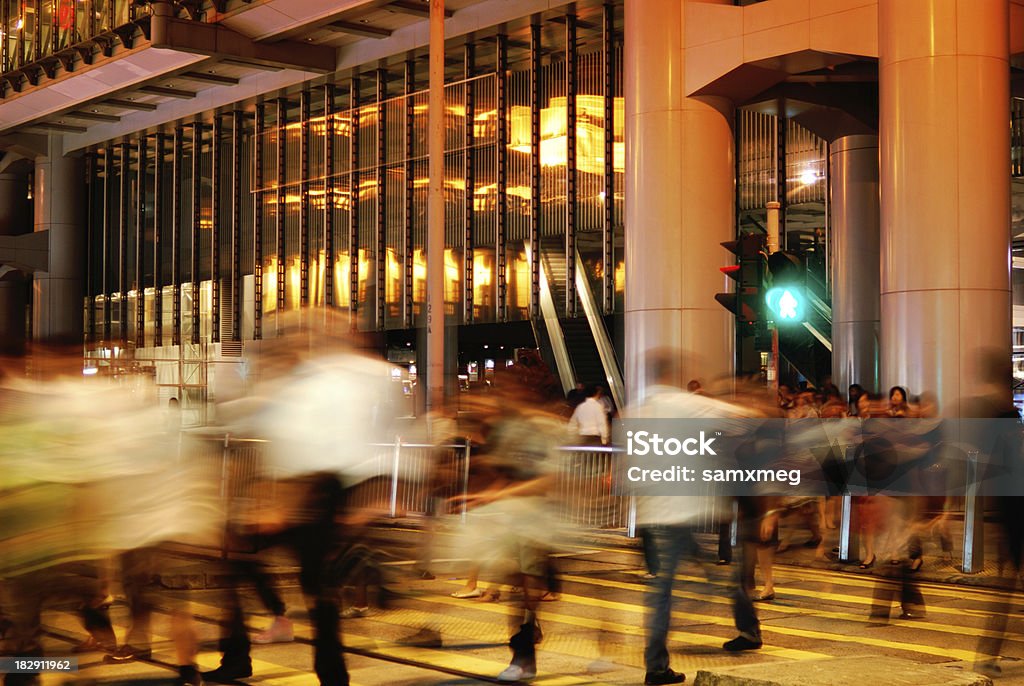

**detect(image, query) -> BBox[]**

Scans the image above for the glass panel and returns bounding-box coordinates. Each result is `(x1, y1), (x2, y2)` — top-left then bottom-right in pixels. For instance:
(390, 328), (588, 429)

(356, 170), (376, 330)
(331, 173), (351, 308)
(21, 2), (35, 66)
(73, 0), (90, 44)
(283, 182), (300, 311)
(39, 0), (53, 56)
(112, 0), (128, 27)
(384, 164), (403, 327)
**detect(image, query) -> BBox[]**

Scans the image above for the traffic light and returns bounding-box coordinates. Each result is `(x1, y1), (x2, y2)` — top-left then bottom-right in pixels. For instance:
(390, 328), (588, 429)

(715, 233), (766, 326)
(765, 250), (806, 324)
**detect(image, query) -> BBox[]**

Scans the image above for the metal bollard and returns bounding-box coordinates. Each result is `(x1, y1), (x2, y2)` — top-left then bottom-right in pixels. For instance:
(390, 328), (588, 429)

(962, 450), (984, 574)
(837, 444), (861, 563)
(730, 499), (739, 548)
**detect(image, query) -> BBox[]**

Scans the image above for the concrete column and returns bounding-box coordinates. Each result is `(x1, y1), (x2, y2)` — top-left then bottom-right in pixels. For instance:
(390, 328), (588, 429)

(879, 0), (1011, 416)
(0, 171), (30, 355)
(624, 0), (734, 403)
(830, 135), (880, 395)
(33, 135), (86, 344)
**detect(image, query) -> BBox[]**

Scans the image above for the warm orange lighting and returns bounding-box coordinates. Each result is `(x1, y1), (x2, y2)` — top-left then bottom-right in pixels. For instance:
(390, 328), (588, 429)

(263, 258), (278, 313)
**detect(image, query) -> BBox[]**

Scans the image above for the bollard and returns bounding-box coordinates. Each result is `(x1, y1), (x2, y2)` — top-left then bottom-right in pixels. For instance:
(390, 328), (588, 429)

(962, 450), (984, 573)
(837, 444), (861, 563)
(730, 499), (739, 548)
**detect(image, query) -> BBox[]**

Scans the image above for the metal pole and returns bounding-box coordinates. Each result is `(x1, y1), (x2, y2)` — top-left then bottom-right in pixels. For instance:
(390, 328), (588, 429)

(460, 439), (471, 524)
(191, 121), (202, 345)
(212, 115), (222, 343)
(254, 103), (265, 340)
(135, 136), (146, 349)
(962, 449), (983, 573)
(172, 128), (182, 346)
(119, 140), (129, 345)
(426, 0), (446, 412)
(390, 437), (402, 518)
(766, 200), (780, 390)
(838, 444), (861, 563)
(154, 136), (164, 346)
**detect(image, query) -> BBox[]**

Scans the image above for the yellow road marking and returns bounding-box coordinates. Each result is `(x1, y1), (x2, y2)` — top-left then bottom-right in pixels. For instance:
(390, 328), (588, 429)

(425, 585), (826, 661)
(556, 575), (989, 661)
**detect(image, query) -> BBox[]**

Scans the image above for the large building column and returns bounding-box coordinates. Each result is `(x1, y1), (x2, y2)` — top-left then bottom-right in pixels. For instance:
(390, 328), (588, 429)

(0, 170), (30, 354)
(624, 0), (734, 402)
(879, 0), (1011, 416)
(33, 135), (86, 344)
(830, 135), (880, 395)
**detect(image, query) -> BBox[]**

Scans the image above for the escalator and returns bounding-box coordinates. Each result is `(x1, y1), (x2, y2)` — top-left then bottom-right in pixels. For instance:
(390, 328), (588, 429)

(529, 241), (624, 410)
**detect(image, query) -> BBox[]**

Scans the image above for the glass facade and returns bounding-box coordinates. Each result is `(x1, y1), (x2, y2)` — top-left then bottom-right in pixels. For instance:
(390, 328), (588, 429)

(83, 6), (625, 360)
(1, 0), (143, 74)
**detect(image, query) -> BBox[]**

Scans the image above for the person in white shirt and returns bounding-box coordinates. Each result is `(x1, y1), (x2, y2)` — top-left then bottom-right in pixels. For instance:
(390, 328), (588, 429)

(567, 385), (609, 445)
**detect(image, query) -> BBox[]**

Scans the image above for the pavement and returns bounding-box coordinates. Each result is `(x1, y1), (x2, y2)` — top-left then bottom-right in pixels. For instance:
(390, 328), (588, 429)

(25, 518), (1024, 686)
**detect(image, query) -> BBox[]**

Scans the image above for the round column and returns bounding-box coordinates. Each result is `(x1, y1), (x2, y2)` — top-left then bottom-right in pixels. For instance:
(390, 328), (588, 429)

(33, 135), (86, 344)
(624, 0), (734, 402)
(879, 0), (1011, 416)
(0, 171), (29, 355)
(830, 135), (880, 395)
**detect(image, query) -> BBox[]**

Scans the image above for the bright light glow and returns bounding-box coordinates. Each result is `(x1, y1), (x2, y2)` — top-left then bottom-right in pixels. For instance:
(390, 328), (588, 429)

(83, 367), (98, 376)
(799, 169), (818, 186)
(779, 290), (799, 319)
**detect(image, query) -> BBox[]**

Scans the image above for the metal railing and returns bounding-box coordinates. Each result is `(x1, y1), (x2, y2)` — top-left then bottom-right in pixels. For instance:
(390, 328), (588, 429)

(178, 432), (992, 571)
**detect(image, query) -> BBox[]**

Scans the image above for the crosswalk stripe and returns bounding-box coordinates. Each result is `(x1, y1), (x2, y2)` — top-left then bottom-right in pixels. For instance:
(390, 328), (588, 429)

(561, 540), (1024, 606)
(182, 598), (612, 685)
(654, 568), (1015, 626)
(424, 586), (826, 661)
(555, 575), (988, 661)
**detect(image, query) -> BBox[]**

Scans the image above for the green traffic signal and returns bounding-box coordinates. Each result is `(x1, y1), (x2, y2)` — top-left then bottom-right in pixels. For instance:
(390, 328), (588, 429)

(765, 286), (806, 323)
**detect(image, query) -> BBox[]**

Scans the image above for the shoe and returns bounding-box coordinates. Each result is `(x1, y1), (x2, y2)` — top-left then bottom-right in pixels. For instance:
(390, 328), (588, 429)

(859, 555), (876, 569)
(974, 660), (1001, 677)
(898, 610), (927, 620)
(538, 592), (560, 602)
(201, 663), (253, 684)
(723, 635), (763, 652)
(104, 644), (152, 663)
(716, 559), (731, 566)
(340, 606), (369, 619)
(252, 616), (294, 644)
(417, 570), (436, 580)
(497, 663), (537, 682)
(400, 628), (443, 648)
(753, 591), (775, 602)
(641, 572), (658, 579)
(176, 665), (203, 686)
(644, 668), (686, 684)
(72, 636), (115, 653)
(450, 589), (483, 599)
(909, 557), (924, 573)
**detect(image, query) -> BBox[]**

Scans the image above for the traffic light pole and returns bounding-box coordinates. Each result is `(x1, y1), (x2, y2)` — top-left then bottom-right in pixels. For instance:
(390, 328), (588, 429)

(767, 201), (780, 392)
